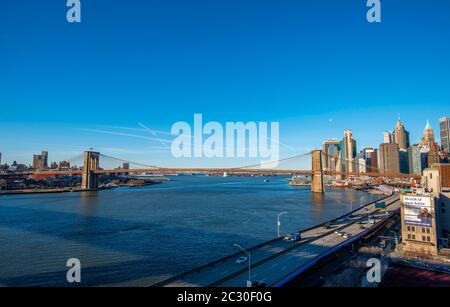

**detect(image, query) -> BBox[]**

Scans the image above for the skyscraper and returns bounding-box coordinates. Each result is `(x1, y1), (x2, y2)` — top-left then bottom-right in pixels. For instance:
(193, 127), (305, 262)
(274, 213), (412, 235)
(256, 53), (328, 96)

(383, 131), (392, 144)
(419, 120), (440, 167)
(322, 139), (341, 173)
(392, 118), (410, 150)
(440, 117), (450, 153)
(340, 130), (357, 174)
(362, 147), (378, 173)
(399, 149), (409, 174)
(379, 143), (400, 173)
(408, 145), (422, 175)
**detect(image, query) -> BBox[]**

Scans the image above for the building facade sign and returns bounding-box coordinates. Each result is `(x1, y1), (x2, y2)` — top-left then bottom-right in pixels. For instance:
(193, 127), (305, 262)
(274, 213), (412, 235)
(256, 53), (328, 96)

(403, 196), (432, 227)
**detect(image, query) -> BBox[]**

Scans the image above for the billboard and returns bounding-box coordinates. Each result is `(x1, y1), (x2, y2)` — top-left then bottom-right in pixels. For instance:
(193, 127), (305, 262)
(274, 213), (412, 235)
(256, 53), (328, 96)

(403, 196), (433, 227)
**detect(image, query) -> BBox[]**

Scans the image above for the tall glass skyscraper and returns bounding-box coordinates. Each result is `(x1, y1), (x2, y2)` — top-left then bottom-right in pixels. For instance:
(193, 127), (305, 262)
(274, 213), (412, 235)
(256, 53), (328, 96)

(340, 130), (357, 174)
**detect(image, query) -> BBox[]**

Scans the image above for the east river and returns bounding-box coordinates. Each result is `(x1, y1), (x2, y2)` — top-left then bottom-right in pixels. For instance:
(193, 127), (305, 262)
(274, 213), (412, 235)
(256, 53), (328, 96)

(0, 175), (378, 286)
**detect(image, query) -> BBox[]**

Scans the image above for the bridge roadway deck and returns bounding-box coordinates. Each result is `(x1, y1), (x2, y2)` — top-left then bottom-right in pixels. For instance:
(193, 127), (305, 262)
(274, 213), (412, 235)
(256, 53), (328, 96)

(154, 194), (400, 287)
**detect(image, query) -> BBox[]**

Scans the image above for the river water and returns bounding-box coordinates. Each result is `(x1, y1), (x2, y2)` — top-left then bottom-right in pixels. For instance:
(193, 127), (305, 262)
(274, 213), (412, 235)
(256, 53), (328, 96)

(0, 175), (378, 287)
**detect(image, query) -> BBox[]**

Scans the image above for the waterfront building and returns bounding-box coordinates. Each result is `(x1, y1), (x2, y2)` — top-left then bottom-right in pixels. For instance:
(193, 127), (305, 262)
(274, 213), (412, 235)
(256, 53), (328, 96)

(59, 161), (71, 170)
(340, 130), (357, 175)
(399, 149), (409, 174)
(440, 117), (450, 153)
(408, 145), (422, 175)
(379, 143), (400, 173)
(419, 121), (440, 167)
(32, 151), (48, 170)
(392, 118), (410, 150)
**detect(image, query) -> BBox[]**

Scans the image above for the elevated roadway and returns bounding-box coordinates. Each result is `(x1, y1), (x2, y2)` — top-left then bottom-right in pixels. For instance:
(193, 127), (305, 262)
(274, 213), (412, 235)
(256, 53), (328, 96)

(153, 194), (400, 287)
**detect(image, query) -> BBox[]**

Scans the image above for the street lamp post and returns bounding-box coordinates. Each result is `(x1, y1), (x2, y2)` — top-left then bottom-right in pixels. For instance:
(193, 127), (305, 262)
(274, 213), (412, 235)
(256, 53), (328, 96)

(390, 231), (399, 252)
(277, 211), (288, 238)
(360, 196), (367, 207)
(234, 244), (251, 287)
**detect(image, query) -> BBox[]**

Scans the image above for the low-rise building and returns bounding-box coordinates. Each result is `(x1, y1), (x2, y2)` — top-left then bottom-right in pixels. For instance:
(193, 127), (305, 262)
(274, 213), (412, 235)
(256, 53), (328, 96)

(401, 168), (450, 256)
(400, 194), (438, 255)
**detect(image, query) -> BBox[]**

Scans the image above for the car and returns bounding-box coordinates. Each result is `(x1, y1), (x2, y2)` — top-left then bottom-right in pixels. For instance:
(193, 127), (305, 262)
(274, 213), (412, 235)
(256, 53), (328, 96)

(324, 223), (332, 229)
(367, 218), (376, 224)
(284, 232), (301, 242)
(334, 230), (340, 234)
(343, 233), (352, 239)
(235, 256), (248, 264)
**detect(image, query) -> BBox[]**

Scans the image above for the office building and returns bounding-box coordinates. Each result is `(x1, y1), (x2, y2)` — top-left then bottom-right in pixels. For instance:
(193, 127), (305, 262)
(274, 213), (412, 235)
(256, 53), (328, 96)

(340, 130), (357, 174)
(32, 151), (49, 170)
(399, 149), (409, 174)
(419, 121), (440, 167)
(408, 145), (422, 175)
(322, 139), (340, 173)
(392, 118), (410, 150)
(379, 143), (400, 173)
(400, 193), (439, 255)
(440, 117), (450, 153)
(431, 163), (450, 188)
(383, 131), (392, 144)
(362, 147), (378, 173)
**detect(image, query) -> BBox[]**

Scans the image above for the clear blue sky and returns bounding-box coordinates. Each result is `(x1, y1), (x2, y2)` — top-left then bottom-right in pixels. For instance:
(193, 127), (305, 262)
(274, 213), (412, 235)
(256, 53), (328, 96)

(1, 0), (449, 168)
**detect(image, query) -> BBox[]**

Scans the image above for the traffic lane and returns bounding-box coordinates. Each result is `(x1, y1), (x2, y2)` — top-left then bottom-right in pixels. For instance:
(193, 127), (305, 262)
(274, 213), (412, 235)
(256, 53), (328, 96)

(220, 233), (345, 287)
(163, 214), (363, 286)
(162, 196), (399, 286)
(219, 201), (400, 287)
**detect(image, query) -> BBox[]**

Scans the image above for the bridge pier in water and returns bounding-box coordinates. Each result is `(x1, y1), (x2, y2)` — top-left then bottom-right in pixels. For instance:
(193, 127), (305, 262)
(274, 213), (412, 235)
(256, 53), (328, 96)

(311, 150), (324, 194)
(81, 151), (100, 190)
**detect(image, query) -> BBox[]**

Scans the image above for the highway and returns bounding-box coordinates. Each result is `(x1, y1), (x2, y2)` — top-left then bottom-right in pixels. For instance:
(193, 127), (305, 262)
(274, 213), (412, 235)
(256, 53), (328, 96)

(154, 194), (400, 287)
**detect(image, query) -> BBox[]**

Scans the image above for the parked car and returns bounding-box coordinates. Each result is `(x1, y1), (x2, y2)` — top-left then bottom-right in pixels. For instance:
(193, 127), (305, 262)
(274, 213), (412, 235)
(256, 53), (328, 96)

(235, 256), (248, 264)
(324, 223), (332, 229)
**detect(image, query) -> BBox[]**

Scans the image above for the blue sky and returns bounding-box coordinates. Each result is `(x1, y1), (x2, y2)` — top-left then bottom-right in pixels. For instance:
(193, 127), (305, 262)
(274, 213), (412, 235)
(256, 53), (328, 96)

(1, 0), (449, 168)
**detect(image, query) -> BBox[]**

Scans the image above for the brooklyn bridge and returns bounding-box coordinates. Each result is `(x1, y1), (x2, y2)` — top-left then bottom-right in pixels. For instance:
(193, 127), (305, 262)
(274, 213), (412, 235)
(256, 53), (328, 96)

(1, 150), (419, 193)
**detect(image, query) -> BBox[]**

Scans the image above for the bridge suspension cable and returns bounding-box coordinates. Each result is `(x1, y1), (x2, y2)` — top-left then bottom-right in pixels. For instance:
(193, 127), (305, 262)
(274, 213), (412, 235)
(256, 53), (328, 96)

(99, 154), (161, 169)
(236, 151), (313, 170)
